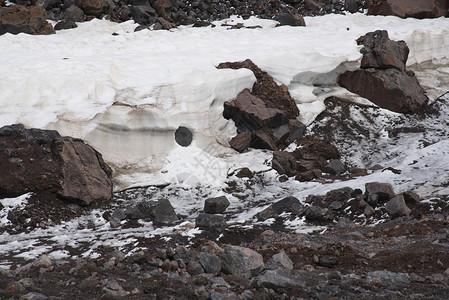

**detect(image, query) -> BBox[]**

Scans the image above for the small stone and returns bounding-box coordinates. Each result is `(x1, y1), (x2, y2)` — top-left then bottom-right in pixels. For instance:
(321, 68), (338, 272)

(364, 205), (375, 217)
(204, 196), (230, 214)
(318, 255), (338, 268)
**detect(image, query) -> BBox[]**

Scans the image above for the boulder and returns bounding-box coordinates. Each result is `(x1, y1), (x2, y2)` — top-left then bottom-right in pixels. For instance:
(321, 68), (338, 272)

(256, 196), (304, 221)
(197, 252), (221, 274)
(365, 182), (395, 202)
(385, 194), (411, 218)
(276, 13), (306, 27)
(272, 151), (297, 176)
(0, 124), (112, 206)
(223, 89), (288, 131)
(220, 246), (265, 279)
(345, 0), (364, 13)
(152, 0), (172, 18)
(130, 3), (156, 25)
(54, 19), (77, 30)
(229, 132), (252, 152)
(75, 0), (110, 17)
(204, 196), (230, 214)
(266, 251), (294, 270)
(0, 5), (55, 35)
(366, 0), (449, 19)
(133, 199), (178, 225)
(255, 269), (320, 289)
(195, 213), (227, 229)
(338, 30), (428, 113)
(63, 5), (86, 22)
(296, 136), (341, 160)
(323, 159), (346, 175)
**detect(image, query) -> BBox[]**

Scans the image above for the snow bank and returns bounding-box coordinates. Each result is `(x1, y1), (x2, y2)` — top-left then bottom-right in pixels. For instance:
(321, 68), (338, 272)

(1, 14), (449, 189)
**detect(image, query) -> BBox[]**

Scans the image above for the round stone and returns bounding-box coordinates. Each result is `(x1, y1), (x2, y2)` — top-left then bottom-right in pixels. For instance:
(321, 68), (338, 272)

(175, 126), (193, 147)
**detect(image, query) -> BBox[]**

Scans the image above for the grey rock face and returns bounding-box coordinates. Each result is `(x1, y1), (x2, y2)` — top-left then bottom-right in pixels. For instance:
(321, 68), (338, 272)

(220, 246), (265, 279)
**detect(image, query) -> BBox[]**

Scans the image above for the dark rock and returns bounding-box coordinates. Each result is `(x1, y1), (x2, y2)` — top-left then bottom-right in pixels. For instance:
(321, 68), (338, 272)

(152, 0), (172, 17)
(304, 206), (332, 221)
(385, 194), (411, 218)
(295, 170), (316, 182)
(220, 245), (264, 279)
(0, 124), (112, 206)
(195, 213), (226, 229)
(154, 16), (176, 30)
(344, 0), (364, 13)
(0, 5), (55, 35)
(54, 19), (77, 30)
(366, 0), (449, 19)
(223, 89), (288, 131)
(235, 167), (253, 178)
(229, 132), (252, 152)
(266, 251), (293, 270)
(174, 126), (193, 147)
(349, 167), (368, 177)
(357, 30), (409, 72)
(288, 119), (306, 141)
(256, 196), (304, 221)
(218, 59), (299, 118)
(63, 5), (86, 22)
(402, 191), (421, 205)
(296, 136), (341, 160)
(318, 255), (338, 268)
(75, 0), (110, 17)
(276, 13), (306, 26)
(250, 130), (279, 151)
(197, 252), (221, 274)
(365, 182), (395, 202)
(339, 31), (428, 113)
(329, 201), (343, 210)
(323, 159), (345, 175)
(366, 270), (410, 286)
(187, 260), (204, 275)
(137, 199), (178, 225)
(272, 151), (297, 176)
(130, 4), (156, 25)
(204, 196), (230, 214)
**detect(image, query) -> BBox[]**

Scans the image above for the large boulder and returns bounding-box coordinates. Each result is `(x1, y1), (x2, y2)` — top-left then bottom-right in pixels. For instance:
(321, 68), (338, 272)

(0, 124), (113, 206)
(366, 0), (449, 19)
(0, 5), (55, 35)
(75, 0), (110, 17)
(220, 246), (265, 279)
(338, 30), (428, 113)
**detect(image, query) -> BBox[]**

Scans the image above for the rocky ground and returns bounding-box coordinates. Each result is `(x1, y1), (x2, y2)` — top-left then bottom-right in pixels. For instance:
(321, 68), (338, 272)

(1, 0), (449, 299)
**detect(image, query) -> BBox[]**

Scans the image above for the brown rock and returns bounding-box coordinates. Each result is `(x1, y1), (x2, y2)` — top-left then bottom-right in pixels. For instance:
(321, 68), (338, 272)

(223, 89), (288, 131)
(152, 0), (171, 18)
(251, 129), (279, 151)
(75, 0), (109, 17)
(0, 5), (55, 35)
(338, 68), (428, 113)
(0, 124), (113, 206)
(296, 136), (341, 160)
(276, 13), (306, 27)
(365, 182), (395, 202)
(367, 0), (449, 19)
(217, 59), (299, 118)
(154, 16), (175, 30)
(272, 151), (297, 176)
(229, 132), (252, 152)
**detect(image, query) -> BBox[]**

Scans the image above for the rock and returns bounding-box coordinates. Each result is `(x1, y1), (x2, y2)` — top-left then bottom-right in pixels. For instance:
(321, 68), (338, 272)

(364, 205), (375, 217)
(317, 255), (338, 268)
(197, 252), (221, 274)
(0, 6), (55, 35)
(235, 167), (253, 179)
(204, 196), (230, 214)
(220, 246), (265, 279)
(195, 213), (227, 229)
(229, 132), (252, 152)
(296, 136), (341, 160)
(255, 269), (320, 289)
(366, 0), (449, 19)
(366, 270), (410, 286)
(130, 4), (156, 25)
(154, 17), (176, 30)
(187, 260), (204, 275)
(385, 194), (411, 218)
(266, 251), (294, 270)
(135, 199), (178, 225)
(256, 196), (304, 221)
(209, 291), (238, 300)
(365, 182), (395, 202)
(339, 31), (428, 113)
(288, 119), (306, 141)
(276, 13), (306, 26)
(174, 126), (193, 147)
(218, 59), (299, 118)
(345, 0), (364, 13)
(75, 0), (110, 17)
(304, 206), (332, 221)
(272, 151), (297, 176)
(323, 159), (346, 175)
(0, 124), (112, 206)
(402, 191), (421, 205)
(357, 30), (409, 72)
(223, 89), (288, 131)
(54, 19), (77, 30)
(152, 0), (172, 17)
(63, 5), (86, 22)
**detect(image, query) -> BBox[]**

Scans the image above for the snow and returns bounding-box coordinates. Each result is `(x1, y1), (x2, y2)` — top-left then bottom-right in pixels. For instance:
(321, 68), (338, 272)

(1, 14), (449, 190)
(0, 193), (32, 226)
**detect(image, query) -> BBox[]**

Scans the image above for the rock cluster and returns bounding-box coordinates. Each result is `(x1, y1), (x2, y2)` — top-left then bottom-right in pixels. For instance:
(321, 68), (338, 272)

(218, 59), (306, 152)
(0, 5), (54, 35)
(0, 124), (113, 206)
(339, 30), (429, 113)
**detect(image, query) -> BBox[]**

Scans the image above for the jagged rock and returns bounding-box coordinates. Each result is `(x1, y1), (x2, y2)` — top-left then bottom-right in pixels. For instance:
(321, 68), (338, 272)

(204, 196), (230, 214)
(256, 196), (304, 221)
(339, 31), (428, 113)
(272, 151), (297, 176)
(323, 159), (346, 175)
(220, 246), (265, 279)
(54, 19), (77, 30)
(63, 5), (86, 22)
(153, 16), (176, 30)
(255, 269), (320, 289)
(276, 13), (306, 26)
(0, 5), (55, 35)
(295, 170), (316, 182)
(266, 251), (294, 270)
(357, 30), (409, 72)
(134, 199), (178, 225)
(402, 191), (421, 205)
(365, 182), (395, 202)
(385, 194), (411, 218)
(304, 206), (332, 221)
(152, 0), (171, 18)
(366, 0), (449, 19)
(229, 132), (252, 152)
(235, 167), (254, 179)
(345, 0), (364, 13)
(223, 89), (288, 131)
(130, 3), (156, 25)
(0, 124), (112, 206)
(75, 0), (110, 17)
(195, 213), (227, 229)
(296, 136), (341, 160)
(288, 119), (306, 141)
(218, 59), (299, 118)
